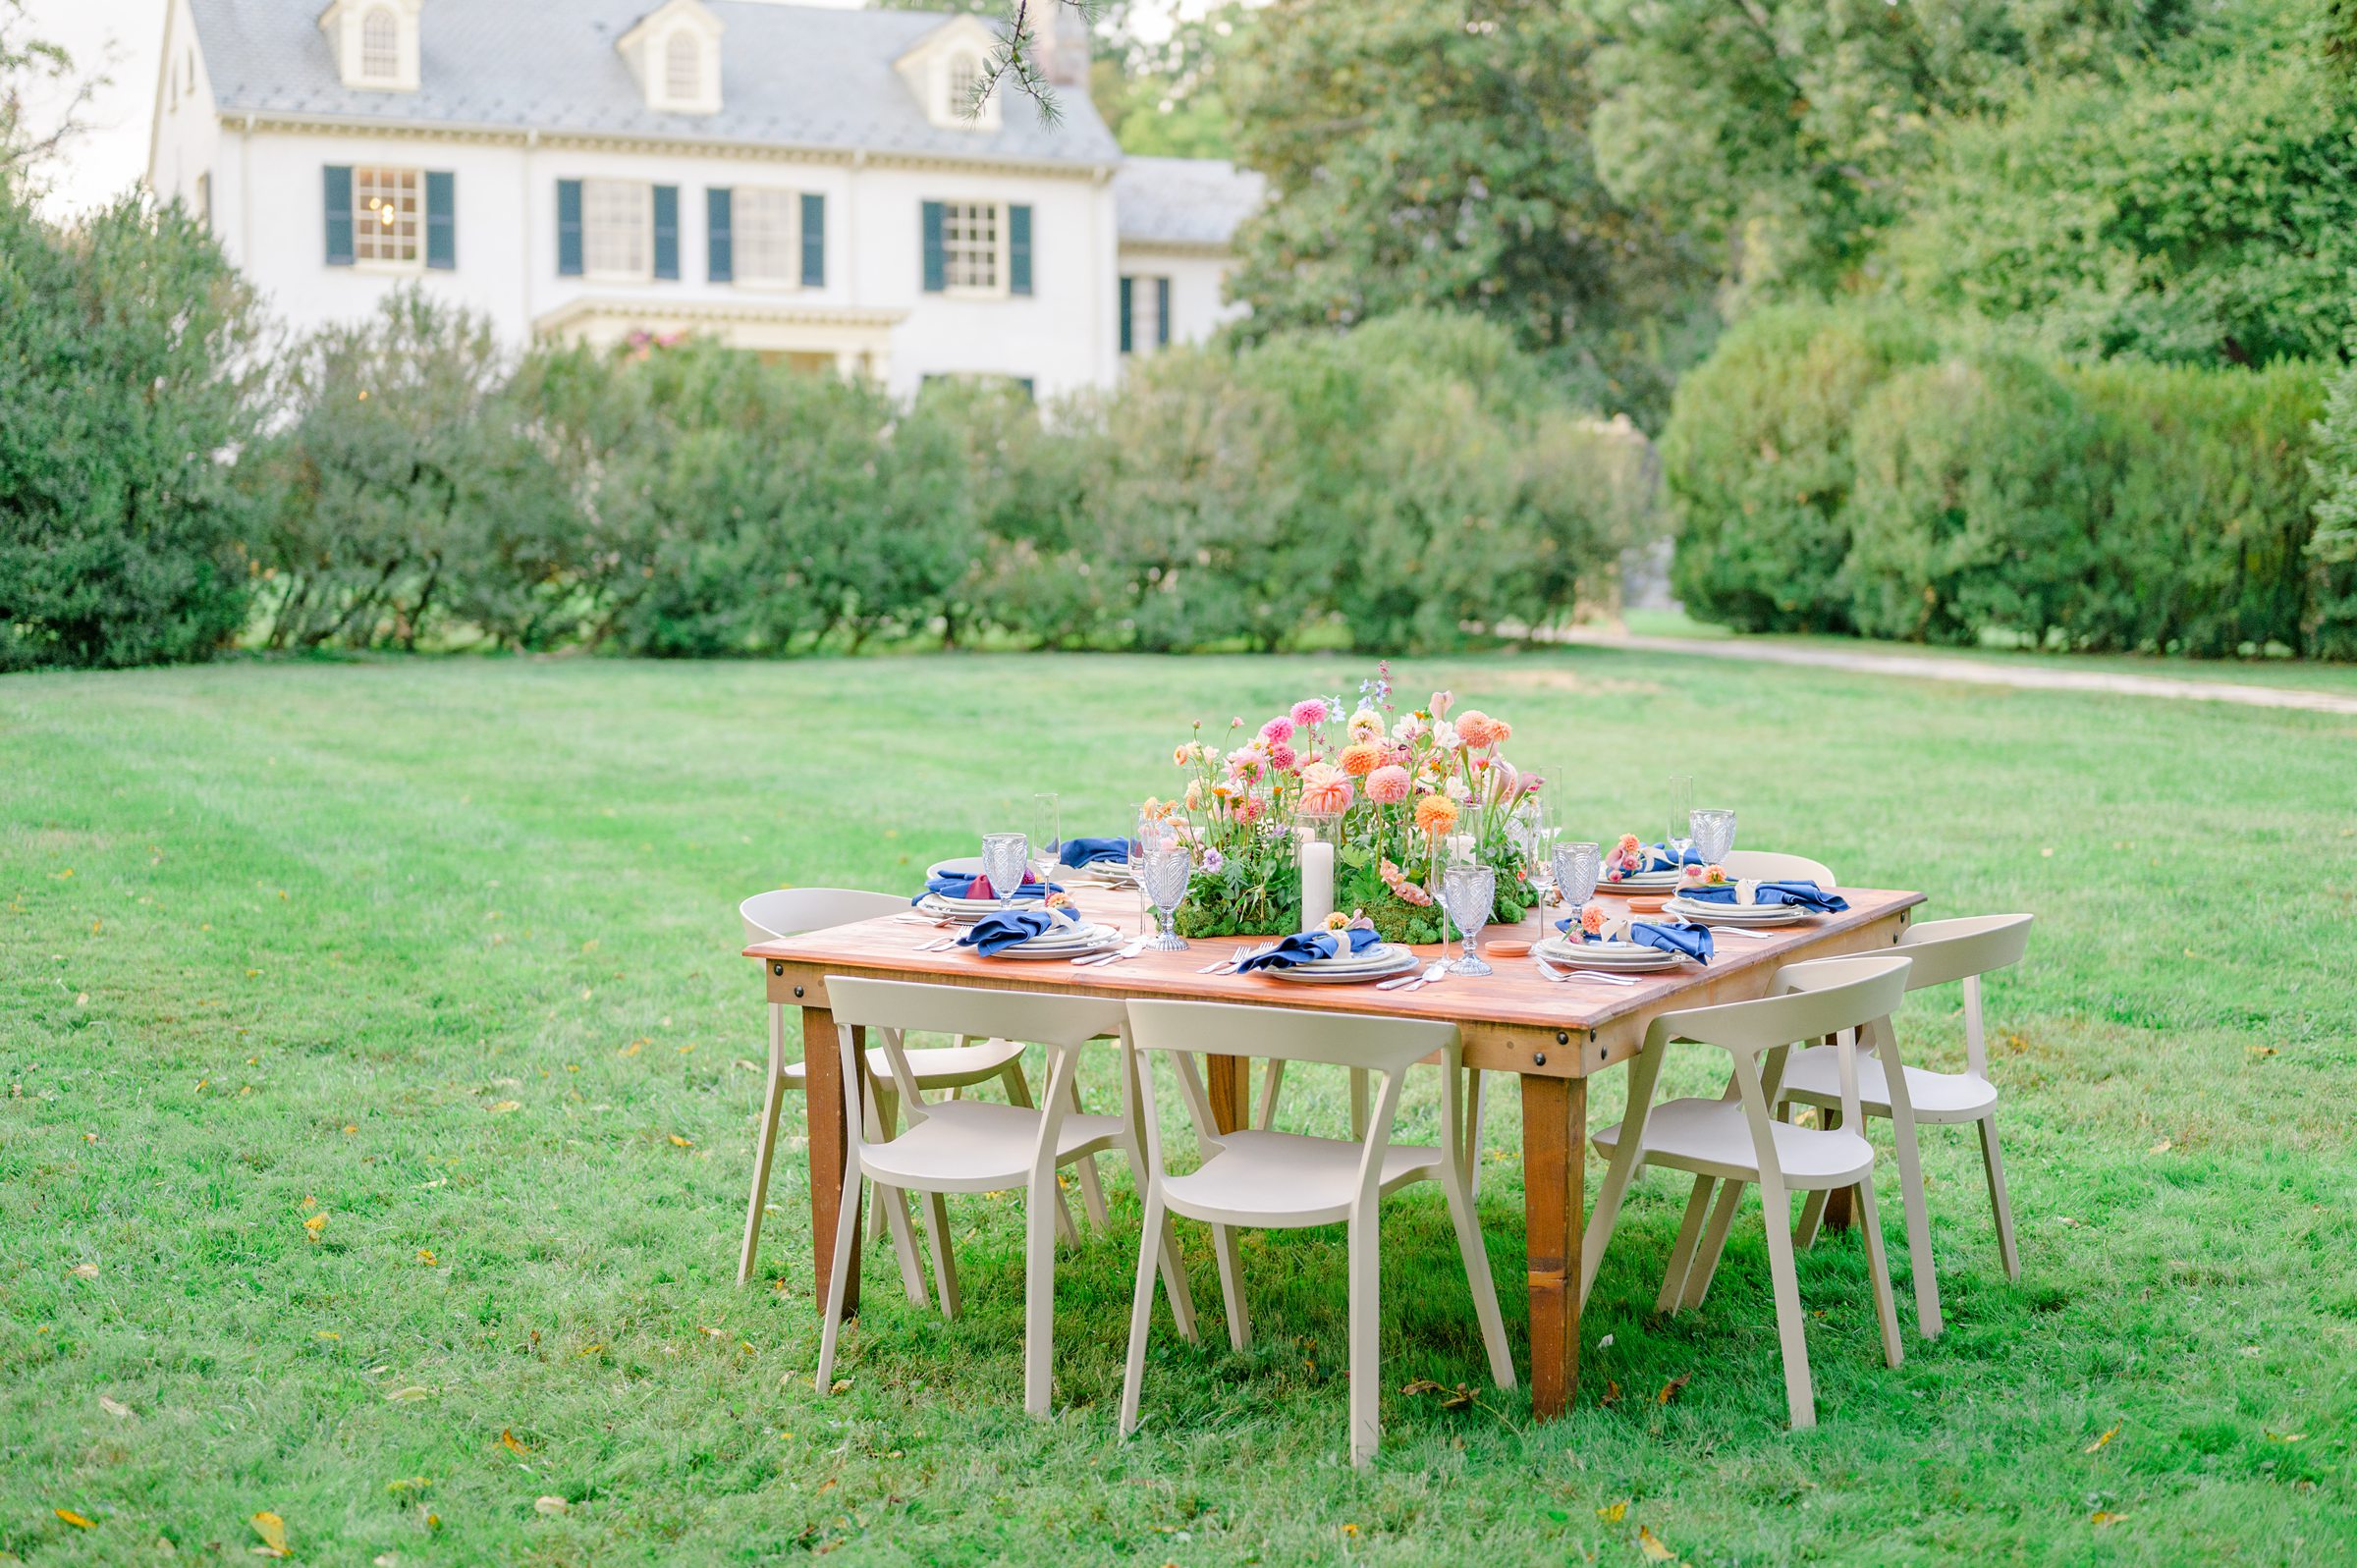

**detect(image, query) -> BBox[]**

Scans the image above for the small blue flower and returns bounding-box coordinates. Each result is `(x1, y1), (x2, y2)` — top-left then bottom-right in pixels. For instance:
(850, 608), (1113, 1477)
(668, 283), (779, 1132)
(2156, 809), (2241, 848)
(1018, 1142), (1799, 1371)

(1202, 848), (1225, 874)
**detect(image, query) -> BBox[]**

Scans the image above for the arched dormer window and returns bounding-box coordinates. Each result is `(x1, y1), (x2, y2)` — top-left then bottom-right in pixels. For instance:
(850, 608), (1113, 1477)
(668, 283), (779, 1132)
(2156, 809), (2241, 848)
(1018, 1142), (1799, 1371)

(360, 8), (399, 80)
(945, 51), (981, 118)
(898, 20), (1003, 131)
(619, 1), (722, 114)
(664, 29), (701, 103)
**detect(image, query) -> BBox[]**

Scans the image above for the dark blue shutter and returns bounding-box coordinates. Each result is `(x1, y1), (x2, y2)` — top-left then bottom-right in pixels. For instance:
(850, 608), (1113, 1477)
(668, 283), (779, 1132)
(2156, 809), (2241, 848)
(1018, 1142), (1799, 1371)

(800, 192), (824, 287)
(556, 180), (583, 276)
(1016, 377), (1035, 400)
(920, 200), (945, 293)
(323, 165), (354, 266)
(652, 185), (679, 280)
(1119, 276), (1132, 354)
(706, 187), (733, 282)
(1156, 277), (1171, 347)
(425, 171), (455, 270)
(1008, 203), (1032, 296)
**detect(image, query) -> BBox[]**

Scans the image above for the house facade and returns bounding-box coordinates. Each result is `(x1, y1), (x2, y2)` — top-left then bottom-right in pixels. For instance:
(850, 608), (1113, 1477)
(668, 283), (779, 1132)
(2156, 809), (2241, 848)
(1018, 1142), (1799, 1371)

(148, 0), (1265, 397)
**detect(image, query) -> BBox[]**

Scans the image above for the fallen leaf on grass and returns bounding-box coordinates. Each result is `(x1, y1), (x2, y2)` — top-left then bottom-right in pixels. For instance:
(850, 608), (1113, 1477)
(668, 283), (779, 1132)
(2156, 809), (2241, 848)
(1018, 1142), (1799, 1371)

(488, 1101), (521, 1115)
(501, 1430), (532, 1457)
(303, 1213), (328, 1239)
(534, 1495), (568, 1516)
(620, 1040), (645, 1057)
(1596, 1500), (1627, 1523)
(830, 1379), (851, 1395)
(1600, 1379), (1622, 1407)
(575, 1344), (605, 1358)
(2148, 1139), (2171, 1155)
(250, 1510), (289, 1557)
(669, 1134), (693, 1149)
(385, 1386), (432, 1402)
(1637, 1525), (1678, 1561)
(2091, 1511), (2127, 1528)
(416, 1249), (438, 1268)
(2085, 1425), (2118, 1453)
(55, 1508), (96, 1529)
(69, 1263), (99, 1279)
(1656, 1375), (1690, 1406)
(2248, 1045), (2277, 1059)
(99, 1396), (133, 1418)
(2265, 1431), (2306, 1443)
(384, 1478), (431, 1495)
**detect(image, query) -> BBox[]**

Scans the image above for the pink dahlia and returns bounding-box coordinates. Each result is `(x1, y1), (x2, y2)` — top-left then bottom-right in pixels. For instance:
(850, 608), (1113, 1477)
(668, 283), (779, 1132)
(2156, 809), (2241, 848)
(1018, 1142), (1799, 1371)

(1365, 765), (1412, 805)
(1290, 697), (1331, 730)
(1267, 741), (1299, 773)
(1259, 716), (1294, 743)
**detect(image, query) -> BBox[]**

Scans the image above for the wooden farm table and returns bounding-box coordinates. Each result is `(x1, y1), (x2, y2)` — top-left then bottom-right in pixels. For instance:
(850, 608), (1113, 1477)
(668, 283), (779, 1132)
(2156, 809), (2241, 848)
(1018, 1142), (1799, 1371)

(740, 884), (1922, 1418)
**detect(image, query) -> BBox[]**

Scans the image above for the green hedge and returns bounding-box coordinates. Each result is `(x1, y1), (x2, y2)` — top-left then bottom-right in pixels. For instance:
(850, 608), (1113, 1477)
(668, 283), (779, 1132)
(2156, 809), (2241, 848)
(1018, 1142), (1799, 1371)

(1669, 304), (2349, 658)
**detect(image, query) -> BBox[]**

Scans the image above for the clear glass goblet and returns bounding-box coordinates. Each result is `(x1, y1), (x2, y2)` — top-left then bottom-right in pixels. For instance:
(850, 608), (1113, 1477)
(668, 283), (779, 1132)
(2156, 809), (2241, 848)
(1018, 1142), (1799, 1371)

(1442, 862), (1496, 975)
(980, 832), (1030, 912)
(1140, 845), (1193, 951)
(1668, 774), (1695, 866)
(1553, 840), (1602, 908)
(1689, 807), (1737, 865)
(1033, 791), (1062, 882)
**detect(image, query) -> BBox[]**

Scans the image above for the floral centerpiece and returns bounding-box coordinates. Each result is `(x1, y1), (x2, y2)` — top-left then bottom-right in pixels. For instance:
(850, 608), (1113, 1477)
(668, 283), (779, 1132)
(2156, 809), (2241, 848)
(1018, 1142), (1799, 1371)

(1161, 663), (1540, 943)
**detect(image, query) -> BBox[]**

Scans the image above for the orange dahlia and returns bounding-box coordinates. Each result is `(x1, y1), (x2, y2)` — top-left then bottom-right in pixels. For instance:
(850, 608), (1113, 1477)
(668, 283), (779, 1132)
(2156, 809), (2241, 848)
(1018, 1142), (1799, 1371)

(1414, 794), (1459, 838)
(1339, 741), (1382, 777)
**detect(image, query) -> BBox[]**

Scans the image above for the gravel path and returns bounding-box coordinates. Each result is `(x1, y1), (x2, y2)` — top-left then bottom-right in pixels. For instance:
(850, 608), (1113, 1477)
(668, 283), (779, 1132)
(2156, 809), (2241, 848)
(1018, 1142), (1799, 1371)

(1558, 630), (2357, 717)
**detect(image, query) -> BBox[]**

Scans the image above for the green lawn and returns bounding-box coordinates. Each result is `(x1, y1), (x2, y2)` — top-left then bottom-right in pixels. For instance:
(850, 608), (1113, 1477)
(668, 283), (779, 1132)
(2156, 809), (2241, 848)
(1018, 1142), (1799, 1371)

(4, 651), (2352, 1566)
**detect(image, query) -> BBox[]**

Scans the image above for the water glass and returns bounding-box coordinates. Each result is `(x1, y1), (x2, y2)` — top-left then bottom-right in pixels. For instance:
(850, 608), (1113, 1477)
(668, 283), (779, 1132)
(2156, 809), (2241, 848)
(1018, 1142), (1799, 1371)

(1140, 845), (1193, 951)
(1553, 840), (1602, 908)
(980, 832), (1030, 911)
(1441, 862), (1496, 976)
(1690, 807), (1737, 864)
(1032, 791), (1062, 880)
(1668, 775), (1696, 864)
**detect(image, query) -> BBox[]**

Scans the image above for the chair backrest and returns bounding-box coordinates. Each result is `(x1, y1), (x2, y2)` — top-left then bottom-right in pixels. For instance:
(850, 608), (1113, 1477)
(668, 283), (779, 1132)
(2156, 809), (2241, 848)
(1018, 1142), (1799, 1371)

(1896, 912), (2033, 990)
(740, 888), (904, 945)
(1651, 953), (1912, 1057)
(826, 976), (1124, 1051)
(1719, 849), (1838, 887)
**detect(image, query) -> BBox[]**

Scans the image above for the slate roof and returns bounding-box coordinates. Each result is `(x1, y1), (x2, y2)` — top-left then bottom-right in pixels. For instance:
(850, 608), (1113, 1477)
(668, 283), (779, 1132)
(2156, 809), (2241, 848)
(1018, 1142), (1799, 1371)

(185, 0), (1123, 166)
(1112, 156), (1264, 246)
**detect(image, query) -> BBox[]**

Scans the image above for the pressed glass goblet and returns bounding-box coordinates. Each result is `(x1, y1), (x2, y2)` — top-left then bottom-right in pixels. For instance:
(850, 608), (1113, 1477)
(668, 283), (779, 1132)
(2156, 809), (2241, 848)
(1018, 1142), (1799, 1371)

(1442, 862), (1496, 976)
(1140, 845), (1193, 951)
(1690, 807), (1737, 865)
(1553, 840), (1602, 908)
(980, 832), (1030, 912)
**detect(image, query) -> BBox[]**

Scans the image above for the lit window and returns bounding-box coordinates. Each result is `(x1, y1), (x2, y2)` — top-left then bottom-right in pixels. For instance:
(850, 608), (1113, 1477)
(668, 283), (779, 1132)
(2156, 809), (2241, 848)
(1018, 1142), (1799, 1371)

(355, 166), (420, 264)
(943, 200), (999, 291)
(583, 179), (651, 279)
(945, 52), (981, 117)
(360, 7), (400, 80)
(664, 30), (702, 103)
(736, 189), (800, 286)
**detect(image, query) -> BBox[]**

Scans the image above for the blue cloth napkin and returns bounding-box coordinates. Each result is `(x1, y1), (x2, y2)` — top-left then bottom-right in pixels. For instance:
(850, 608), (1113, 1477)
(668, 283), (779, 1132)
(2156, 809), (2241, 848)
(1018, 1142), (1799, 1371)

(957, 906), (1081, 956)
(1557, 915), (1715, 964)
(1676, 880), (1849, 913)
(1235, 927), (1384, 973)
(1058, 837), (1130, 868)
(915, 870), (1063, 904)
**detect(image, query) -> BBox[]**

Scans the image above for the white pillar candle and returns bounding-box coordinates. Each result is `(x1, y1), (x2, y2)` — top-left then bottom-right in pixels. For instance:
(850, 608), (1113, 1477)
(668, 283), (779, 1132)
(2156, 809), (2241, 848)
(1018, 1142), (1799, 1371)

(1301, 839), (1336, 932)
(1448, 833), (1476, 863)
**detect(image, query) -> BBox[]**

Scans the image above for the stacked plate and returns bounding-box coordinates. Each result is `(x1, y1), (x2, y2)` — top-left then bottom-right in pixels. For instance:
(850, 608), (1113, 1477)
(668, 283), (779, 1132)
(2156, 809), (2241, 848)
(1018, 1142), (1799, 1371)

(1535, 934), (1683, 973)
(1661, 893), (1812, 928)
(1064, 858), (1137, 887)
(1255, 942), (1420, 985)
(915, 892), (1026, 925)
(1595, 868), (1683, 895)
(971, 920), (1125, 961)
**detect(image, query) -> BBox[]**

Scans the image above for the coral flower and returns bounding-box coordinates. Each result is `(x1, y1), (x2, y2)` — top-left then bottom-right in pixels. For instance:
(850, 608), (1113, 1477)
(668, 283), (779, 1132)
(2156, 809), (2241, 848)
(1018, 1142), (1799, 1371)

(1339, 741), (1382, 777)
(1579, 902), (1607, 936)
(1414, 794), (1459, 838)
(1299, 764), (1353, 817)
(1290, 697), (1330, 730)
(1259, 716), (1294, 744)
(1322, 910), (1351, 931)
(1365, 765), (1412, 804)
(1491, 719), (1512, 744)
(1455, 711), (1501, 748)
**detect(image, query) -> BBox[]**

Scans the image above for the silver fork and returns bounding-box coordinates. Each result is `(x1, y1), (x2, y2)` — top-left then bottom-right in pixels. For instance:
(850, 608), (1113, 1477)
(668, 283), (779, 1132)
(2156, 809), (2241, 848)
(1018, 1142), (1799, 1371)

(1199, 945), (1253, 974)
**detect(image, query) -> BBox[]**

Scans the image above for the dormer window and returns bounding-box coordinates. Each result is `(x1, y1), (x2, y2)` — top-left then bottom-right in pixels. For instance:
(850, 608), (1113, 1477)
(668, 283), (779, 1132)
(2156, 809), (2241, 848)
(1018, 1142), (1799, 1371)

(320, 0), (420, 92)
(619, 0), (723, 115)
(897, 18), (1005, 131)
(945, 51), (981, 118)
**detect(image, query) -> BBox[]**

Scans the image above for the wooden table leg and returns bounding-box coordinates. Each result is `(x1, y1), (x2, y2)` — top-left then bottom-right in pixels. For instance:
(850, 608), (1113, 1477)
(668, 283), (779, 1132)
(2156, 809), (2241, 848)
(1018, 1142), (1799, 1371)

(1205, 1054), (1250, 1135)
(801, 1007), (863, 1316)
(1522, 1073), (1585, 1419)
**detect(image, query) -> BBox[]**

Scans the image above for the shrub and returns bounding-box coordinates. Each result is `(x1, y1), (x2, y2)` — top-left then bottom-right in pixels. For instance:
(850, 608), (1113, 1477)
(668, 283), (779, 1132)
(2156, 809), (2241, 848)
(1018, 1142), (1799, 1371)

(1661, 303), (1938, 633)
(0, 187), (263, 670)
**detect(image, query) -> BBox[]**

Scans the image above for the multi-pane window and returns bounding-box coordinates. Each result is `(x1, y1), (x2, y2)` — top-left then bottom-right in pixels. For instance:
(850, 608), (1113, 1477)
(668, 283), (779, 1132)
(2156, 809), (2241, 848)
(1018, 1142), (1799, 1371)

(665, 30), (702, 102)
(736, 189), (800, 286)
(943, 201), (999, 292)
(355, 166), (420, 264)
(360, 7), (400, 79)
(1122, 274), (1170, 354)
(583, 179), (651, 279)
(946, 52), (981, 117)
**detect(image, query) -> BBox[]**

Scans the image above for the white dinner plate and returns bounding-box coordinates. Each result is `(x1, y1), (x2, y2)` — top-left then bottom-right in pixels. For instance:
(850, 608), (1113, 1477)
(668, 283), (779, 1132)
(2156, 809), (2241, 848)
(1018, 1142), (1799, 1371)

(972, 922), (1124, 959)
(1263, 947), (1421, 985)
(1536, 937), (1682, 970)
(926, 856), (986, 881)
(1595, 870), (1683, 893)
(1664, 896), (1813, 926)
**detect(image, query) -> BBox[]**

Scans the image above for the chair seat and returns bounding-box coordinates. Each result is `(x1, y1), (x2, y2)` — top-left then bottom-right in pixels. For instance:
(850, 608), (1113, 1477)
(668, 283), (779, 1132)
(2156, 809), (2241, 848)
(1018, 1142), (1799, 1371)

(1161, 1129), (1443, 1227)
(781, 1038), (1025, 1092)
(1780, 1046), (1999, 1124)
(857, 1100), (1123, 1194)
(1594, 1098), (1874, 1189)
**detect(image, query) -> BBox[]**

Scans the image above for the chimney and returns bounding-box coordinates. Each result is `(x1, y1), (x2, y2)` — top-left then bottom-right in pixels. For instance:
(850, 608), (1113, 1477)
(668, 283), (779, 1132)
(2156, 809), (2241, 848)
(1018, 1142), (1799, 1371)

(1037, 4), (1090, 92)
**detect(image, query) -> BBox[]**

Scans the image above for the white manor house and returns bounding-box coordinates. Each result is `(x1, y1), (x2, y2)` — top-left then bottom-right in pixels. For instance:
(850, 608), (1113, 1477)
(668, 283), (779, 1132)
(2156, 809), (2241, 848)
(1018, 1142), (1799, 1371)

(145, 0), (1265, 396)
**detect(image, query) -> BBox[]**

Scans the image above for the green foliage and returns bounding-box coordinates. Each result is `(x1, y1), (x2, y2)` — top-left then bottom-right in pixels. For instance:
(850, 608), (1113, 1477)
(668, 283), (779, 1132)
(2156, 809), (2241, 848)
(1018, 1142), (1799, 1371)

(1091, 2), (1246, 158)
(1661, 303), (1939, 633)
(1222, 0), (1712, 424)
(0, 186), (262, 671)
(2306, 369), (2357, 656)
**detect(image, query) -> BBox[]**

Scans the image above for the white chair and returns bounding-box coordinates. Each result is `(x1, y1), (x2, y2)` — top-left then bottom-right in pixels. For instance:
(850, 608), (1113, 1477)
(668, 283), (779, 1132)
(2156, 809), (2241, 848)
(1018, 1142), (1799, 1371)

(813, 978), (1198, 1418)
(1775, 913), (2035, 1335)
(1119, 1000), (1513, 1467)
(736, 889), (1109, 1299)
(1584, 954), (1911, 1430)
(1719, 849), (1838, 887)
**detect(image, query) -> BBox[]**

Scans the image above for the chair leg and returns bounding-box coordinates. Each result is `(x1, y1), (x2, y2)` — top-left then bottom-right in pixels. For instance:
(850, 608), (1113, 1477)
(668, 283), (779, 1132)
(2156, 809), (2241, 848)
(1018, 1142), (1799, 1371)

(1978, 1112), (2022, 1282)
(737, 1038), (791, 1287)
(1578, 1043), (1665, 1310)
(881, 1185), (930, 1308)
(1680, 1179), (1745, 1312)
(1211, 1224), (1251, 1352)
(1757, 1186), (1817, 1431)
(813, 1166), (865, 1392)
(1255, 1058), (1286, 1130)
(1794, 1105), (1838, 1250)
(920, 1190), (961, 1320)
(1119, 1190), (1168, 1437)
(1852, 1176), (1905, 1370)
(1022, 1165), (1059, 1418)
(863, 1093), (891, 1247)
(1463, 1069), (1487, 1201)
(1656, 1175), (1718, 1315)
(1067, 1075), (1110, 1231)
(1118, 1128), (1198, 1344)
(1000, 1055), (1033, 1108)
(1441, 1163), (1515, 1388)
(1345, 1203), (1381, 1468)
(1348, 1068), (1370, 1141)
(1887, 1105), (1944, 1338)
